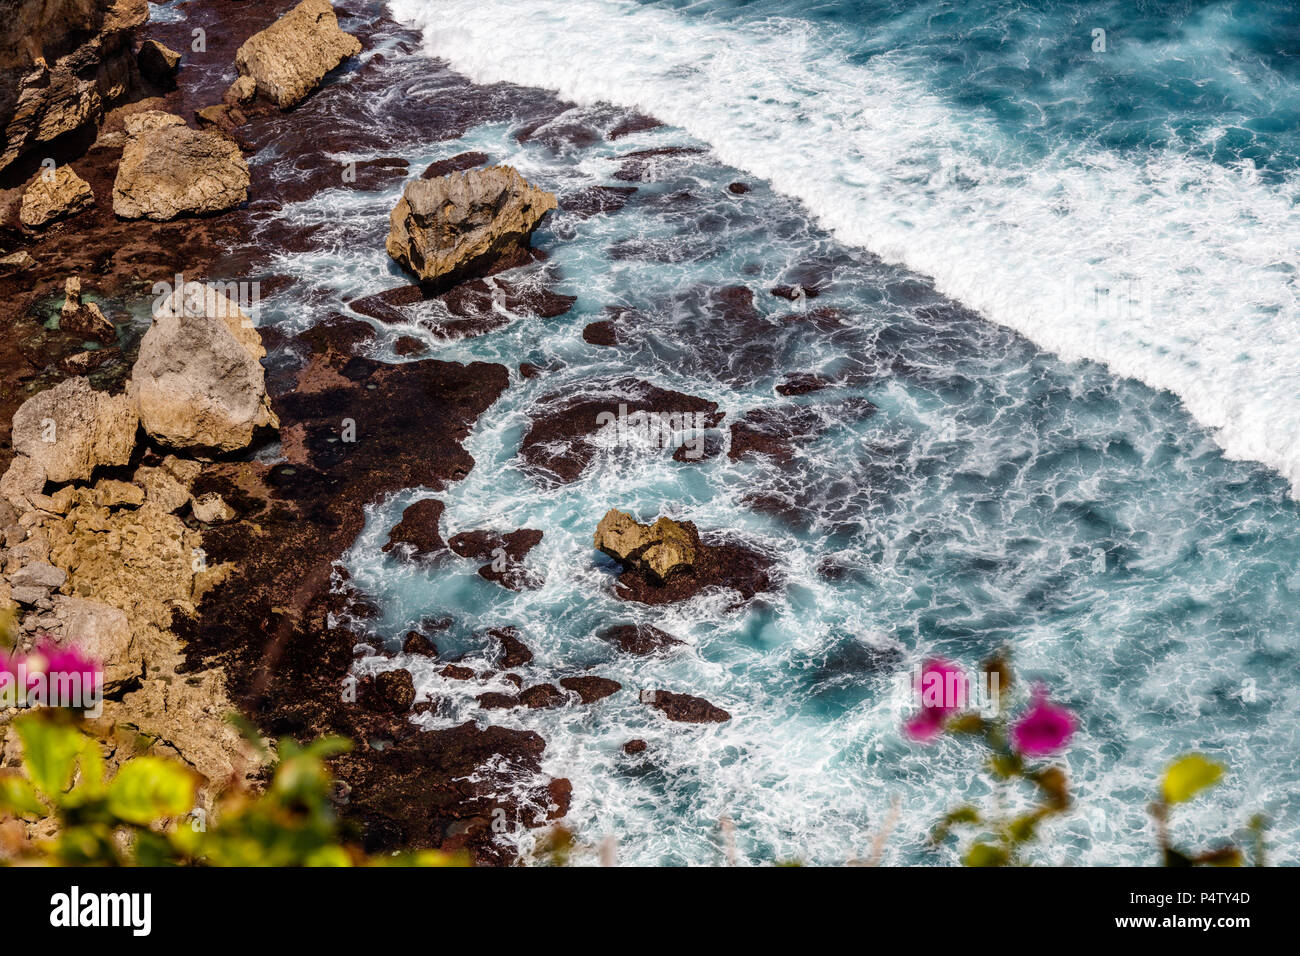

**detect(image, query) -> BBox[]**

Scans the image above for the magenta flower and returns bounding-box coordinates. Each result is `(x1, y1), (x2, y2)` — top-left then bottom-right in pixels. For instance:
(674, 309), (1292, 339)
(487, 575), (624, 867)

(1011, 685), (1076, 757)
(904, 658), (967, 742)
(30, 638), (99, 680)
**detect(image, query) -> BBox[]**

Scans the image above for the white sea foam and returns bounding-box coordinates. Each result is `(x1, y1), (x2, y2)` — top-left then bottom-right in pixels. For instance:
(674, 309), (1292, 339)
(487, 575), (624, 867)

(389, 0), (1300, 492)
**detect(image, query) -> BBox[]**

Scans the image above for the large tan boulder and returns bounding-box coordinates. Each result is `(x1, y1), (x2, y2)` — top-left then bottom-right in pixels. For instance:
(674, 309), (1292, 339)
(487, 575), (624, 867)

(386, 166), (557, 288)
(19, 166), (95, 228)
(131, 283), (278, 453)
(594, 509), (697, 584)
(54, 596), (141, 695)
(111, 111), (249, 220)
(10, 377), (138, 484)
(233, 0), (361, 109)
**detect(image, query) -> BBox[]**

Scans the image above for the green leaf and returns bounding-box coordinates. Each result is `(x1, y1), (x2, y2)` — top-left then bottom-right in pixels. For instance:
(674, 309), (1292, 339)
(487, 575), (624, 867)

(15, 714), (85, 802)
(106, 757), (198, 825)
(964, 842), (1010, 867)
(930, 804), (981, 843)
(304, 845), (353, 867)
(1162, 754), (1224, 804)
(1006, 810), (1046, 844)
(0, 771), (46, 818)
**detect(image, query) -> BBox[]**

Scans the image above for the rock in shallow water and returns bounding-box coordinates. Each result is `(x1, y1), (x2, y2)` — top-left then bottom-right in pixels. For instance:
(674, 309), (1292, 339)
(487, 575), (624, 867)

(386, 166), (557, 288)
(597, 623), (685, 655)
(595, 509), (697, 585)
(59, 277), (115, 343)
(382, 498), (445, 559)
(595, 512), (777, 607)
(234, 0), (362, 109)
(559, 675), (621, 703)
(647, 690), (730, 724)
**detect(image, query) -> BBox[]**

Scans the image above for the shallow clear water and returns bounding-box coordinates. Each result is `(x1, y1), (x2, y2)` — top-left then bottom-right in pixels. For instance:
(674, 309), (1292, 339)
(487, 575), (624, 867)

(262, 3), (1299, 864)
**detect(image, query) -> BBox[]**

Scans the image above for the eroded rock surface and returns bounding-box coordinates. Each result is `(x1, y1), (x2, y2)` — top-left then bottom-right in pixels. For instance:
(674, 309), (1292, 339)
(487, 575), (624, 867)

(234, 0), (361, 109)
(0, 0), (147, 173)
(19, 167), (96, 228)
(595, 510), (696, 585)
(386, 166), (557, 288)
(132, 283), (278, 453)
(10, 376), (136, 484)
(593, 511), (777, 607)
(112, 111), (250, 220)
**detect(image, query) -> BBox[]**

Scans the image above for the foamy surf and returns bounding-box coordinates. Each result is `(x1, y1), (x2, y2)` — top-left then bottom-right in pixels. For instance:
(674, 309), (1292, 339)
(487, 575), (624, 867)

(388, 0), (1300, 493)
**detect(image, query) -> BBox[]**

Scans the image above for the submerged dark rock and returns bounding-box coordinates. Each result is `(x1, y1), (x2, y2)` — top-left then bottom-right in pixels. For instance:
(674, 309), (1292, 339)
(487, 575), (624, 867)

(422, 151), (490, 180)
(350, 273), (575, 341)
(597, 623), (684, 655)
(775, 372), (833, 396)
(519, 378), (723, 484)
(607, 114), (664, 139)
(582, 319), (619, 346)
(559, 675), (622, 703)
(672, 433), (724, 463)
(560, 184), (637, 218)
(520, 683), (567, 709)
(402, 631), (437, 657)
(647, 690), (731, 724)
(448, 527), (544, 591)
(382, 498), (446, 559)
(612, 146), (705, 182)
(489, 626), (534, 668)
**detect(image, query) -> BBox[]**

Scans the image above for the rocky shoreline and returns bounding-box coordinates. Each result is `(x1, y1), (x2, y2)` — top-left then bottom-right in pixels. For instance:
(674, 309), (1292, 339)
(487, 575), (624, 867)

(0, 0), (779, 864)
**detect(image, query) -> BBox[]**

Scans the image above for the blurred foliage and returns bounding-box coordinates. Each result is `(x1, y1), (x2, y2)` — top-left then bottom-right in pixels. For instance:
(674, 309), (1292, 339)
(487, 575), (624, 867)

(924, 649), (1075, 866)
(923, 651), (1266, 867)
(0, 710), (466, 867)
(1152, 754), (1264, 867)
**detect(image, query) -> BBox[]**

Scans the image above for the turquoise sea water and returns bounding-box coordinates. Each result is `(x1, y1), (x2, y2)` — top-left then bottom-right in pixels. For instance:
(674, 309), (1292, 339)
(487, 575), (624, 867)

(265, 2), (1299, 864)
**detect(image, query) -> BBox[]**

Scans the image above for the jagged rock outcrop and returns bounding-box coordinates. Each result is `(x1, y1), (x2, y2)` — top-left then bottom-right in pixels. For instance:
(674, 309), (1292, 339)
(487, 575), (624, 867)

(592, 509), (777, 606)
(0, 0), (148, 173)
(19, 166), (95, 228)
(136, 39), (181, 85)
(59, 277), (115, 342)
(386, 166), (557, 288)
(9, 376), (137, 484)
(111, 111), (249, 220)
(233, 0), (361, 109)
(132, 282), (278, 453)
(594, 509), (697, 584)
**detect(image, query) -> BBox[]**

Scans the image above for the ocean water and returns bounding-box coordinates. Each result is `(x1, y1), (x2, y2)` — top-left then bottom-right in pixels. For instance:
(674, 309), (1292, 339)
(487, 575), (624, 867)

(280, 2), (1299, 863)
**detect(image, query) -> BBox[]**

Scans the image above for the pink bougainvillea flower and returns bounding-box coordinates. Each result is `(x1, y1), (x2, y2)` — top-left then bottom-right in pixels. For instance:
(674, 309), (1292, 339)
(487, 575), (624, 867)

(904, 658), (967, 742)
(31, 638), (98, 679)
(1011, 685), (1076, 757)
